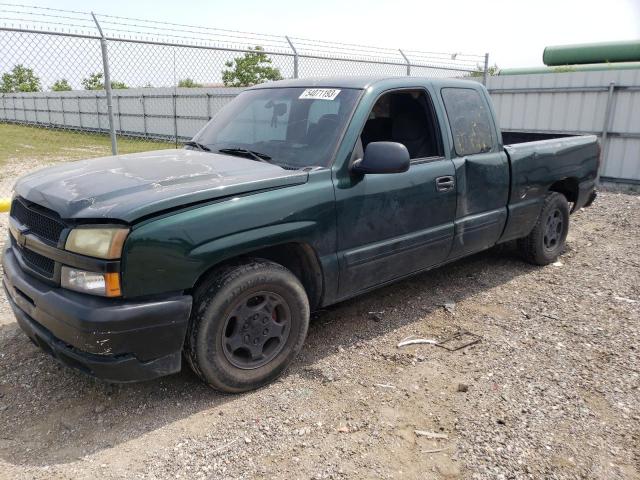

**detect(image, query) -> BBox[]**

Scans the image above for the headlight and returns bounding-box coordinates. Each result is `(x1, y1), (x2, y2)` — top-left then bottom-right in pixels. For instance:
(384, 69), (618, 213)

(65, 227), (129, 259)
(61, 267), (121, 297)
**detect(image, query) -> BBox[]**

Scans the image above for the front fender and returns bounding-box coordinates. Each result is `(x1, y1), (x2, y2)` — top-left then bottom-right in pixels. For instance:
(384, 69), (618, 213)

(190, 220), (318, 266)
(120, 172), (337, 298)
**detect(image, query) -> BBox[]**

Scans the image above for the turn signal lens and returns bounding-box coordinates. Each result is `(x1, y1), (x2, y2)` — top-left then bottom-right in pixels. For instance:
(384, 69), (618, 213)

(61, 267), (121, 297)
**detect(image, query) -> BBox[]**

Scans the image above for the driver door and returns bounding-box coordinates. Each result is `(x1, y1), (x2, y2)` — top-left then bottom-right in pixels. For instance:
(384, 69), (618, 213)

(334, 88), (457, 299)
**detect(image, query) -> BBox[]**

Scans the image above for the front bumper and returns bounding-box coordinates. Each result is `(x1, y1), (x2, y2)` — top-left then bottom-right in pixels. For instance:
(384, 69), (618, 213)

(2, 247), (192, 383)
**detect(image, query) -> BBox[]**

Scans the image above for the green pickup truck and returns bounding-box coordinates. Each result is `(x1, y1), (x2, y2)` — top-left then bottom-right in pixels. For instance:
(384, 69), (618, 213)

(3, 76), (598, 392)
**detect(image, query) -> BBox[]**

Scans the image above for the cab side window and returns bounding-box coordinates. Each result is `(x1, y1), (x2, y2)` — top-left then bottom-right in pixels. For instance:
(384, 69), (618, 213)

(441, 88), (494, 156)
(360, 89), (442, 160)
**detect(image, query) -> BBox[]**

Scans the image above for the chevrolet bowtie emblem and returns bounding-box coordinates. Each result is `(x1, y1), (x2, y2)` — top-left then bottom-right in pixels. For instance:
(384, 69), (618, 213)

(17, 232), (27, 248)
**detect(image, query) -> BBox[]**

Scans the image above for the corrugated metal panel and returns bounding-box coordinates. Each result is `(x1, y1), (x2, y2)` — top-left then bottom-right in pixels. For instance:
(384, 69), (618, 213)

(487, 69), (640, 183)
(0, 87), (243, 140)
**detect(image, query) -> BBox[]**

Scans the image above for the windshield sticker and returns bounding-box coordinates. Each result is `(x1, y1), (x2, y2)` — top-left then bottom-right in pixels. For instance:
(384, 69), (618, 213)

(299, 88), (341, 100)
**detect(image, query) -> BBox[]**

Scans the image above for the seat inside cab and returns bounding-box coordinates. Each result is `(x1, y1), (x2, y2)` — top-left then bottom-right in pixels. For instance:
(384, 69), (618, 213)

(361, 90), (442, 159)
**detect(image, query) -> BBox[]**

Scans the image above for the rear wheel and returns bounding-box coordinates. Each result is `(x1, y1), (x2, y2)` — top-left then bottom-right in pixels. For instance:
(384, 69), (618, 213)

(518, 192), (569, 265)
(185, 259), (309, 392)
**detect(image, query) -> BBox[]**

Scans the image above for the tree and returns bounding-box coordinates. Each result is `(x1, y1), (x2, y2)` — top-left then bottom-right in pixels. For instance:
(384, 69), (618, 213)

(0, 64), (41, 93)
(468, 63), (499, 78)
(178, 78), (202, 88)
(81, 72), (128, 90)
(81, 72), (103, 90)
(51, 79), (72, 91)
(222, 46), (282, 87)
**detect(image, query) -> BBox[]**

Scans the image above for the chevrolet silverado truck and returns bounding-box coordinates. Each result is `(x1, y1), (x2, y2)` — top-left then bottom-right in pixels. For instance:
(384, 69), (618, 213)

(3, 77), (598, 392)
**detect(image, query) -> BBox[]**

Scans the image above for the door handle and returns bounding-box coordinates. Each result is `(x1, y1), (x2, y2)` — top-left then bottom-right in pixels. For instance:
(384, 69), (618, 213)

(436, 176), (455, 192)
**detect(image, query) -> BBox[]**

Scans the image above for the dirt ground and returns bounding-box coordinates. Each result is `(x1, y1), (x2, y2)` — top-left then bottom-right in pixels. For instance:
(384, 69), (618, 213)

(0, 190), (638, 480)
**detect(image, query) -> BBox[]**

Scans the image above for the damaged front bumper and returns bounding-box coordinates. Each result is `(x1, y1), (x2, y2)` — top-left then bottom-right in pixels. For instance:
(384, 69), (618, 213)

(2, 247), (192, 383)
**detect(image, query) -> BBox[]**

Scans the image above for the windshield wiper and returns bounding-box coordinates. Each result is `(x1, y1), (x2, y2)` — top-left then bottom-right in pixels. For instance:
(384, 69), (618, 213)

(184, 140), (211, 152)
(218, 148), (272, 164)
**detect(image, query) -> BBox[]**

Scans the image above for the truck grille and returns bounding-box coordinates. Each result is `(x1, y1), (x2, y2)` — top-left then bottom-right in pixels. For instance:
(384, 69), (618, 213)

(9, 197), (66, 280)
(10, 236), (56, 278)
(10, 197), (66, 244)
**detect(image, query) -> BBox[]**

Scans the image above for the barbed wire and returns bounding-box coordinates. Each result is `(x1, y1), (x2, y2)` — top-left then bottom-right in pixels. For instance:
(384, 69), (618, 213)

(0, 1), (488, 181)
(0, 2), (486, 69)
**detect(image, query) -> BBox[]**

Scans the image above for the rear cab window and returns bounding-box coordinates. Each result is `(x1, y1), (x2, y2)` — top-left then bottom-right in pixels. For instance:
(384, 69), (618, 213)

(441, 88), (495, 156)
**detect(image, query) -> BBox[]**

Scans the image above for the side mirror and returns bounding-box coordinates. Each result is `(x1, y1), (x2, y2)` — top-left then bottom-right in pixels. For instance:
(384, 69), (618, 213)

(351, 141), (410, 174)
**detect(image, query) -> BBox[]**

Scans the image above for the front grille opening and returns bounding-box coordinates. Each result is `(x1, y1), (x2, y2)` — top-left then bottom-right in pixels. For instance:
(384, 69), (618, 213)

(10, 197), (66, 244)
(21, 248), (55, 278)
(11, 235), (56, 278)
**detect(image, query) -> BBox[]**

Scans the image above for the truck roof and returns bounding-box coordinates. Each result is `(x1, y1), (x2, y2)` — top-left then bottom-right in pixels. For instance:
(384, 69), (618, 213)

(247, 76), (482, 91)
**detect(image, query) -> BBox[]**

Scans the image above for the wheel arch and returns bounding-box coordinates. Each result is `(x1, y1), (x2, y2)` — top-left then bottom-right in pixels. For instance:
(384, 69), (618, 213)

(191, 242), (324, 310)
(548, 177), (579, 211)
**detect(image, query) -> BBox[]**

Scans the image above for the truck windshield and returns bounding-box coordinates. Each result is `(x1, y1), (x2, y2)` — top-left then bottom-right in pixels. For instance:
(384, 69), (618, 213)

(191, 87), (361, 169)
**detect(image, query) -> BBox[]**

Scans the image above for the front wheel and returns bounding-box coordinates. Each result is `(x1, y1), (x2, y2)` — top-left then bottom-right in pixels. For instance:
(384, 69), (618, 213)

(185, 259), (310, 393)
(518, 192), (570, 265)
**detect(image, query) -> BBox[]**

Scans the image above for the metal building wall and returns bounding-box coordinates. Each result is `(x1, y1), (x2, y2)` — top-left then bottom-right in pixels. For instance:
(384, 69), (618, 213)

(486, 69), (640, 184)
(0, 87), (243, 142)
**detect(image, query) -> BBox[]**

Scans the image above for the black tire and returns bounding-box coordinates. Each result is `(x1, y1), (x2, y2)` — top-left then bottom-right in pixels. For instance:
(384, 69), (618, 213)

(518, 192), (570, 266)
(185, 259), (309, 393)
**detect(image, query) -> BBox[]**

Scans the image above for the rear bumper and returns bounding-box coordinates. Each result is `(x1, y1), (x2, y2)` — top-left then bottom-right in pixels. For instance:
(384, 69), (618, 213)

(575, 180), (597, 211)
(583, 190), (597, 208)
(2, 247), (192, 383)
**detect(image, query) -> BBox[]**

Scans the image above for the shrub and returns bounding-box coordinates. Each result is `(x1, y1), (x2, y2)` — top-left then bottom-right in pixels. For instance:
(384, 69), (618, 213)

(82, 72), (128, 90)
(51, 79), (72, 91)
(178, 78), (202, 88)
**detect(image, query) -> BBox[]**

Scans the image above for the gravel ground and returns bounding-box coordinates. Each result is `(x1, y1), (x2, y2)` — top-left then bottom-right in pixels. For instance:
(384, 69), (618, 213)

(0, 190), (638, 480)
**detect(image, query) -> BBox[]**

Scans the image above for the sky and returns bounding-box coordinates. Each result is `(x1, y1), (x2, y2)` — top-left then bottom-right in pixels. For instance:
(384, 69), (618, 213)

(34, 0), (640, 69)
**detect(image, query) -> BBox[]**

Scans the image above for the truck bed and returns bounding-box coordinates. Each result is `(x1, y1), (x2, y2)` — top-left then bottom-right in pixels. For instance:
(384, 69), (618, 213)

(499, 134), (599, 242)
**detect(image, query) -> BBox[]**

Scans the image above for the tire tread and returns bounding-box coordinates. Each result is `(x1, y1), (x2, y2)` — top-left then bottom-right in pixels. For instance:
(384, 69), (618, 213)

(518, 192), (569, 266)
(184, 259), (308, 392)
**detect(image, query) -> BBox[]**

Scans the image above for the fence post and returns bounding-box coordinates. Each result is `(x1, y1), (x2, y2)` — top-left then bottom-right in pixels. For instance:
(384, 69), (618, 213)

(598, 81), (616, 184)
(141, 94), (148, 137)
(116, 95), (121, 134)
(399, 49), (411, 76)
(285, 36), (299, 79)
(61, 97), (66, 127)
(77, 95), (83, 129)
(45, 95), (51, 126)
(173, 92), (178, 147)
(95, 94), (100, 131)
(32, 96), (38, 124)
(91, 12), (118, 155)
(482, 53), (490, 86)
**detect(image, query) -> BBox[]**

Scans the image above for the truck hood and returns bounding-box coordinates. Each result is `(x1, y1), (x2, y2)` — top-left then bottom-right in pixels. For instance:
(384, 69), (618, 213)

(14, 149), (308, 222)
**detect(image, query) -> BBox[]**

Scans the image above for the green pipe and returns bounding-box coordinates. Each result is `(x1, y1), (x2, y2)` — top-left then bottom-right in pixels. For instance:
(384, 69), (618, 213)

(499, 61), (640, 76)
(543, 40), (640, 66)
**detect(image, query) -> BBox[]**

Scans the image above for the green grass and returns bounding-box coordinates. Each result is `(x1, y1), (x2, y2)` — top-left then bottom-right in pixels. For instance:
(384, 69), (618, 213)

(0, 123), (174, 165)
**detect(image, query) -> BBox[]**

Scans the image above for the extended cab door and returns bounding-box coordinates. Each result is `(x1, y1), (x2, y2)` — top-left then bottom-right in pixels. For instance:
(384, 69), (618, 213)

(439, 87), (509, 259)
(334, 88), (456, 299)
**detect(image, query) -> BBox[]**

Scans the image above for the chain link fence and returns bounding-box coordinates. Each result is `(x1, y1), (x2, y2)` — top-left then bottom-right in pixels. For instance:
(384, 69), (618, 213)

(0, 3), (489, 199)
